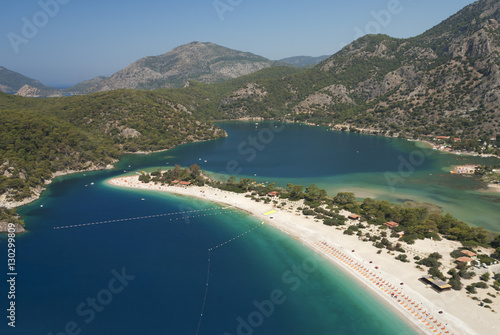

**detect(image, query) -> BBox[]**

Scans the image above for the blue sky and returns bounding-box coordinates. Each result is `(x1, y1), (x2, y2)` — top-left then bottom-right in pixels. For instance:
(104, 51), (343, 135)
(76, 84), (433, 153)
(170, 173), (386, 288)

(1, 0), (477, 87)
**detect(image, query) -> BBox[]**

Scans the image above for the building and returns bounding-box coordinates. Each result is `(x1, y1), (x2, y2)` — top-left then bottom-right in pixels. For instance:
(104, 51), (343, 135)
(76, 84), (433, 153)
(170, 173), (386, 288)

(267, 191), (279, 197)
(451, 165), (477, 174)
(456, 256), (473, 265)
(179, 181), (191, 186)
(461, 250), (477, 258)
(384, 221), (399, 229)
(348, 214), (361, 221)
(420, 276), (452, 292)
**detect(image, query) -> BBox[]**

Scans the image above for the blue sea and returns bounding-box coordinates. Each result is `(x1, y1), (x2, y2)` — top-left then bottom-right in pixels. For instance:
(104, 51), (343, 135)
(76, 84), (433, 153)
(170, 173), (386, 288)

(1, 122), (498, 334)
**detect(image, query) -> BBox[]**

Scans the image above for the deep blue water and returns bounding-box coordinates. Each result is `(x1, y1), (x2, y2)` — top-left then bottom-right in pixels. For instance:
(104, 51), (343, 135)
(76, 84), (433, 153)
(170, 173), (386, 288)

(1, 122), (497, 334)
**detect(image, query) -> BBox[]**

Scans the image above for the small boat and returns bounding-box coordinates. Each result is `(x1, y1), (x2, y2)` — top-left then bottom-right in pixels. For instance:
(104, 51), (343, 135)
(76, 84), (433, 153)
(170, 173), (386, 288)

(90, 182), (94, 185)
(141, 198), (145, 201)
(40, 205), (43, 208)
(204, 160), (207, 163)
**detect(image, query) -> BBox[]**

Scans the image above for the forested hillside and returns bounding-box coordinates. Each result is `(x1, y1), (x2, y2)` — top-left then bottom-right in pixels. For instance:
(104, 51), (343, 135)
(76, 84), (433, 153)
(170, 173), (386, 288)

(0, 90), (224, 203)
(213, 0), (500, 140)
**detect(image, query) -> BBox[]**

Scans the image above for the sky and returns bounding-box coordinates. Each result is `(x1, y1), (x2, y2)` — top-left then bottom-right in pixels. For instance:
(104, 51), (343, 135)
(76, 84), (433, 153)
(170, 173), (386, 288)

(1, 0), (477, 87)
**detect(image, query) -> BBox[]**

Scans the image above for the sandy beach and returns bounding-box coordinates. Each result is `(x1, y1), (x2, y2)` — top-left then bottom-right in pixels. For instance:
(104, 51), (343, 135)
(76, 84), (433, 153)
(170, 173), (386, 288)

(109, 175), (499, 335)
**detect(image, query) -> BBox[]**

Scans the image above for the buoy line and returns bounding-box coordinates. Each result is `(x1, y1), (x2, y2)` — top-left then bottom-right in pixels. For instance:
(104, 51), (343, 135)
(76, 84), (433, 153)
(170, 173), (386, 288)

(53, 207), (231, 230)
(195, 222), (265, 335)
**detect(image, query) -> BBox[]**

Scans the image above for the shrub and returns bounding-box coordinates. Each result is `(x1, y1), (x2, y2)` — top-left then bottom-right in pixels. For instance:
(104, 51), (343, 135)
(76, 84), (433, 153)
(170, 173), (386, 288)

(396, 254), (409, 263)
(418, 256), (441, 268)
(480, 273), (490, 282)
(428, 267), (445, 280)
(466, 285), (477, 294)
(474, 282), (488, 289)
(449, 278), (462, 291)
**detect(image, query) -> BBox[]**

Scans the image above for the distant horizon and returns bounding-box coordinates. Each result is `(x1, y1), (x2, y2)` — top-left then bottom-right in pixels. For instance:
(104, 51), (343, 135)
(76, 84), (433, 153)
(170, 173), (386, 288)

(1, 0), (477, 87)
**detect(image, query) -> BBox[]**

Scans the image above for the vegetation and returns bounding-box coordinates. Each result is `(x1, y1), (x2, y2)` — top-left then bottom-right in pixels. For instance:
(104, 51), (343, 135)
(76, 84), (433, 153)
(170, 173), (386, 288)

(447, 269), (463, 291)
(418, 253), (442, 268)
(0, 208), (23, 227)
(0, 91), (224, 201)
(395, 254), (409, 263)
(138, 164), (205, 186)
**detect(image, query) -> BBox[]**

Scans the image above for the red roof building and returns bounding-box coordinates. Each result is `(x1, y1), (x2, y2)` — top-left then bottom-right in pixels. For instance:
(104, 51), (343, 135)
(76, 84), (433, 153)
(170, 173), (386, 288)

(268, 191), (279, 197)
(461, 250), (477, 258)
(456, 257), (473, 264)
(384, 221), (399, 229)
(348, 214), (361, 220)
(179, 181), (191, 186)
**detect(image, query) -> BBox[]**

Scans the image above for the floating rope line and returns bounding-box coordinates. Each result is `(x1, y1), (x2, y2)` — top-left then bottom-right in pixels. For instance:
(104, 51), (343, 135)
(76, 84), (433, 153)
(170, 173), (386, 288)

(53, 207), (231, 230)
(195, 222), (265, 335)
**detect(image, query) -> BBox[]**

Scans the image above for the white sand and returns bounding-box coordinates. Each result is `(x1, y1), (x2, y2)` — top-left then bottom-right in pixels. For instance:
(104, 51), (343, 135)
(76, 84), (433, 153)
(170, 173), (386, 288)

(109, 175), (499, 335)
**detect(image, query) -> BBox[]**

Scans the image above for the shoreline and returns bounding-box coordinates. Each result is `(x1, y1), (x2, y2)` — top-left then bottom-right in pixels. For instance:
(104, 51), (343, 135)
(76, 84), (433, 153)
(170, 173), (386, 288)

(109, 175), (499, 335)
(0, 164), (116, 210)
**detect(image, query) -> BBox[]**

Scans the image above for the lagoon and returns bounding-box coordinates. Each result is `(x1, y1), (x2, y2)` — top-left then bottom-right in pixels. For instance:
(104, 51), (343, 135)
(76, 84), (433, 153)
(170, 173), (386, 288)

(2, 122), (498, 334)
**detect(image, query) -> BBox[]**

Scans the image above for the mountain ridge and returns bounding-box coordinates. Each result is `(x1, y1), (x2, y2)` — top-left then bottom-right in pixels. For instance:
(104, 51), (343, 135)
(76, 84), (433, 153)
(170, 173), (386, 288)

(73, 42), (284, 94)
(213, 0), (500, 139)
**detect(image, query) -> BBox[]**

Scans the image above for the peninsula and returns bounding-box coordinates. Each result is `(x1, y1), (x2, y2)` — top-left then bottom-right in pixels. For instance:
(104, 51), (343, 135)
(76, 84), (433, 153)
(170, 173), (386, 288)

(109, 169), (500, 335)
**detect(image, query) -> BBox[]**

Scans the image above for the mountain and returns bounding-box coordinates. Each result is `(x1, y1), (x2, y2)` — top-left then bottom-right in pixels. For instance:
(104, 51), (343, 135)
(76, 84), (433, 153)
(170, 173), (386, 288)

(279, 55), (330, 67)
(74, 42), (280, 94)
(213, 0), (500, 139)
(62, 76), (107, 95)
(0, 66), (61, 97)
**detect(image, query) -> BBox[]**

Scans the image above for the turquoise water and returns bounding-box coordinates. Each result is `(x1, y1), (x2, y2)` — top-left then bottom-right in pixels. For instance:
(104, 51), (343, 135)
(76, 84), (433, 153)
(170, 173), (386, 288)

(120, 122), (500, 231)
(2, 121), (498, 334)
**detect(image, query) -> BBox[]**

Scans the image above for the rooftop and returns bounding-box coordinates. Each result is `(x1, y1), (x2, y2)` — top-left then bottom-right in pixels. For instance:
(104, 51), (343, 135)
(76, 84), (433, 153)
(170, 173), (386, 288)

(421, 276), (452, 292)
(384, 221), (399, 228)
(461, 250), (477, 257)
(456, 256), (473, 263)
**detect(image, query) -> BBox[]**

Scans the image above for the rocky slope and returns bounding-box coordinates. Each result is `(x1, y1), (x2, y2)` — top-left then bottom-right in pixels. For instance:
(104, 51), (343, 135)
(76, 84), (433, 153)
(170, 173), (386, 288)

(216, 0), (500, 138)
(15, 84), (62, 97)
(0, 66), (61, 96)
(75, 42), (280, 93)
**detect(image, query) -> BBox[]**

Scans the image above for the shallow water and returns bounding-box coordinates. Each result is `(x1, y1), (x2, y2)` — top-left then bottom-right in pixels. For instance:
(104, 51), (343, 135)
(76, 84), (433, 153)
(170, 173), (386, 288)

(2, 121), (497, 334)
